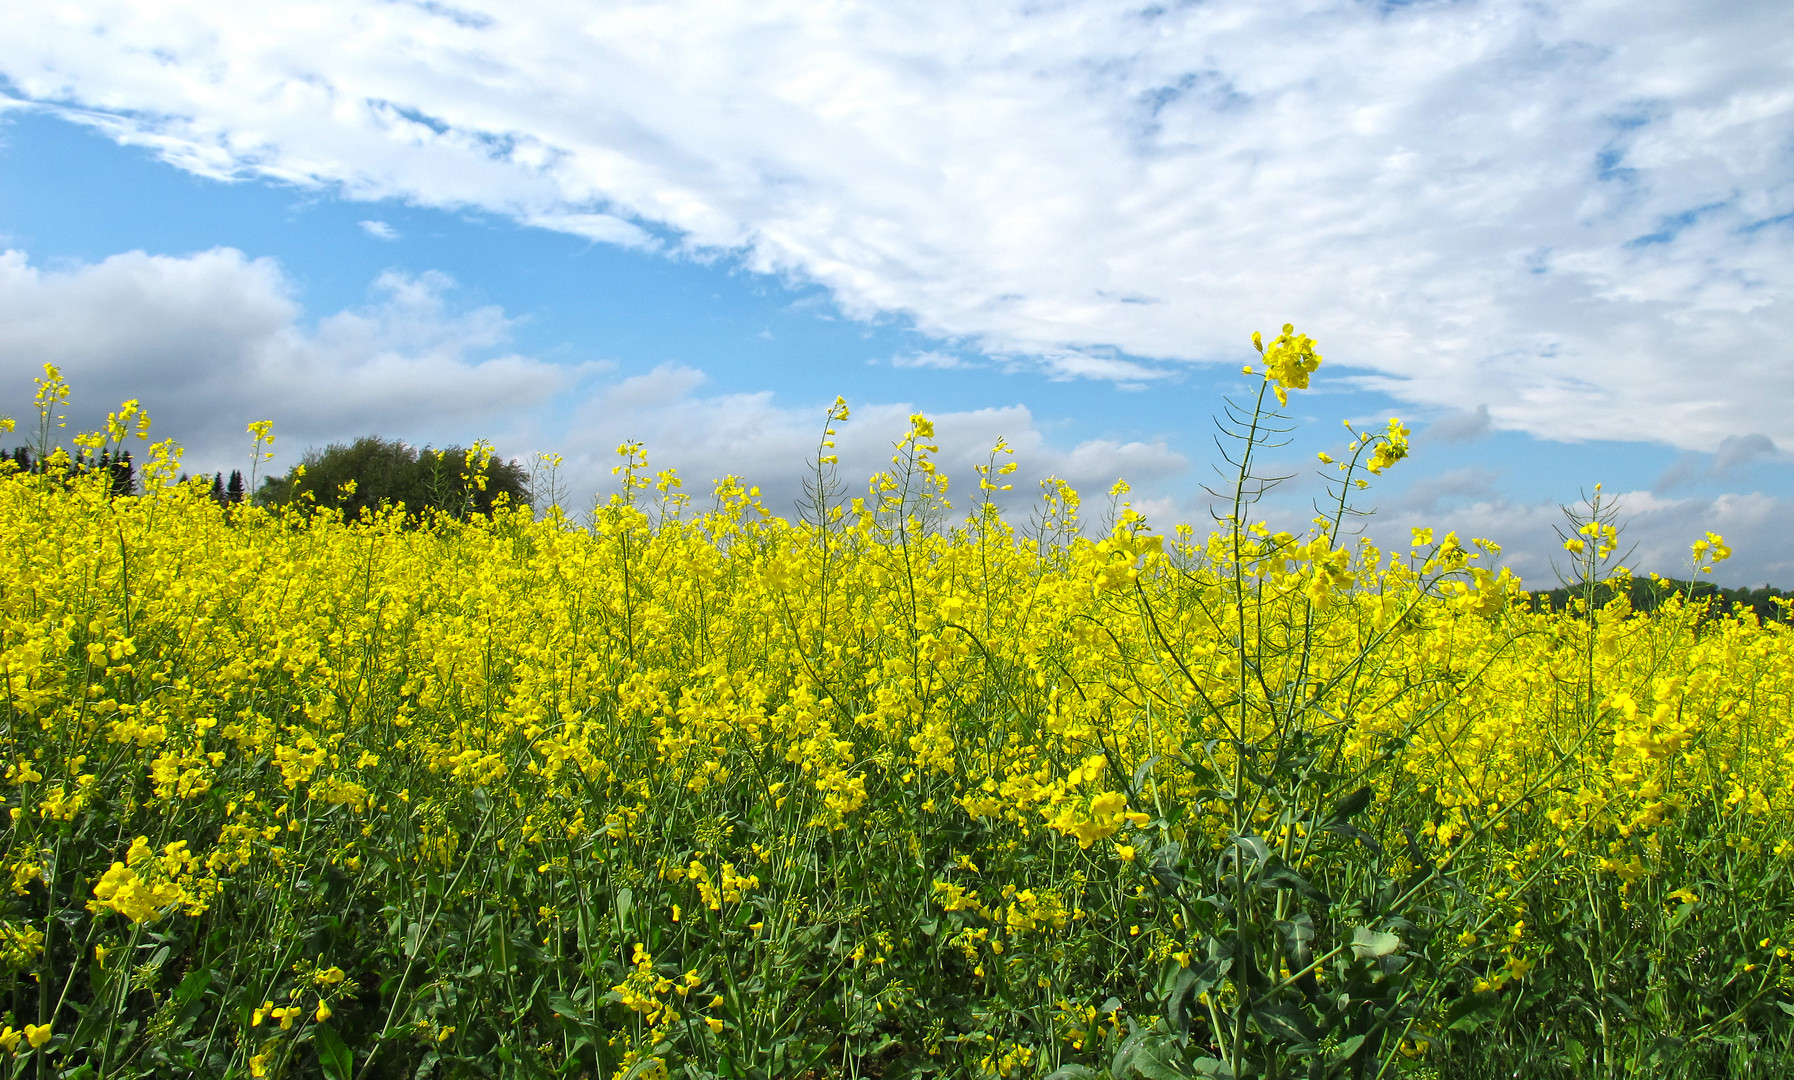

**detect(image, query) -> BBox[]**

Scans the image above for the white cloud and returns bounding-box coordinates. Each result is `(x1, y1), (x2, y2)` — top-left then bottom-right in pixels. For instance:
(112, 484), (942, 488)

(2, 0), (1789, 452)
(5, 241), (1775, 581)
(0, 248), (594, 470)
(556, 379), (1190, 523)
(358, 219), (398, 240)
(890, 350), (970, 370)
(1371, 487), (1794, 592)
(0, 245), (1188, 521)
(524, 212), (658, 250)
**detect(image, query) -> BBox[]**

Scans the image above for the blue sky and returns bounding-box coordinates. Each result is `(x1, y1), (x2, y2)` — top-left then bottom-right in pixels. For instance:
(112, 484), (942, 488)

(0, 0), (1790, 585)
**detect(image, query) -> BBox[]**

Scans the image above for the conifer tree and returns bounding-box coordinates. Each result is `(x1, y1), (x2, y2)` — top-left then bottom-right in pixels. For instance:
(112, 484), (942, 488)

(108, 450), (135, 497)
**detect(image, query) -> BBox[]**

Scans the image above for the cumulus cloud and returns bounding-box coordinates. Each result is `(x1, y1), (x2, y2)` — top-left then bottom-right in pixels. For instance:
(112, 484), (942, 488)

(0, 245), (1188, 517)
(557, 377), (1190, 522)
(1371, 488), (1794, 592)
(2, 0), (1789, 451)
(0, 247), (594, 470)
(3, 240), (1773, 580)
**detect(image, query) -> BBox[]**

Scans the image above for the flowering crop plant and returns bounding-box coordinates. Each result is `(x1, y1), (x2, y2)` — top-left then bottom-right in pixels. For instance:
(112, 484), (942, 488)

(2, 336), (1793, 1080)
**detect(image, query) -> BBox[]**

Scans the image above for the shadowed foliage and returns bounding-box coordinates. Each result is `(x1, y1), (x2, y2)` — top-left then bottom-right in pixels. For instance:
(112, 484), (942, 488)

(255, 435), (530, 520)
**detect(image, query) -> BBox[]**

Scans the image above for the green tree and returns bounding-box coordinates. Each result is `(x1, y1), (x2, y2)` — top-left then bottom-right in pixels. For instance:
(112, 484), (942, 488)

(255, 435), (531, 520)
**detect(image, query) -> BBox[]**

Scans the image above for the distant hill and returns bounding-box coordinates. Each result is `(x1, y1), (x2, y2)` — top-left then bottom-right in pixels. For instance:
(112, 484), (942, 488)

(1529, 577), (1791, 624)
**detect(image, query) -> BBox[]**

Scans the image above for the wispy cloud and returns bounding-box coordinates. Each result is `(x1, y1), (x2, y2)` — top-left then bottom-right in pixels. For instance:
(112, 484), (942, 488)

(890, 350), (971, 370)
(358, 219), (398, 240)
(523, 212), (657, 251)
(1, 1), (1788, 452)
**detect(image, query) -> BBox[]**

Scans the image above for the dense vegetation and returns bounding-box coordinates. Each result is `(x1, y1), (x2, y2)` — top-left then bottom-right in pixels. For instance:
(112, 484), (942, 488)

(1531, 577), (1791, 626)
(254, 435), (531, 520)
(3, 342), (1793, 1080)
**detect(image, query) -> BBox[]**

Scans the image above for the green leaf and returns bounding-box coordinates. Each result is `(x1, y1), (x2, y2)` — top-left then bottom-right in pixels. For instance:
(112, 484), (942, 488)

(1131, 755), (1162, 794)
(1252, 1003), (1321, 1043)
(1150, 842), (1186, 891)
(547, 991), (587, 1023)
(489, 921), (514, 972)
(1320, 821), (1382, 854)
(1326, 786), (1374, 824)
(1258, 860), (1330, 905)
(1443, 991), (1502, 1032)
(312, 1023), (353, 1080)
(1115, 1028), (1192, 1080)
(1332, 1034), (1366, 1061)
(1350, 926), (1401, 960)
(1230, 834), (1270, 866)
(174, 966), (213, 1007)
(1277, 912), (1316, 962)
(1603, 991), (1639, 1021)
(1160, 955), (1229, 1036)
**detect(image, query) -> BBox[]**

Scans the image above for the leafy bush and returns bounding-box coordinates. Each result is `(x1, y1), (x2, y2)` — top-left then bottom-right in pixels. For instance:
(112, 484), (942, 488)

(255, 435), (530, 520)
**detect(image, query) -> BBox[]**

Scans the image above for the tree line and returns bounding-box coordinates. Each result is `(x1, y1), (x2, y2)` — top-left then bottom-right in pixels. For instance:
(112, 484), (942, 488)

(7, 437), (1786, 612)
(1529, 576), (1791, 624)
(5, 445), (138, 497)
(5, 435), (530, 520)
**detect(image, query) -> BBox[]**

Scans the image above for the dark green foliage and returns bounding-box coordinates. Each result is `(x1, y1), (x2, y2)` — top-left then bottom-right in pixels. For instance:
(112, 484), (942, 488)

(5, 445), (134, 495)
(1530, 577), (1791, 625)
(1427, 777), (1794, 1079)
(255, 435), (530, 520)
(209, 470), (248, 506)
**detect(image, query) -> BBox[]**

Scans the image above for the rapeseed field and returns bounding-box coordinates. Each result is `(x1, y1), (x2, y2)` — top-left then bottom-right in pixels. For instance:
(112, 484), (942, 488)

(3, 330), (1793, 1079)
